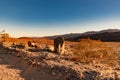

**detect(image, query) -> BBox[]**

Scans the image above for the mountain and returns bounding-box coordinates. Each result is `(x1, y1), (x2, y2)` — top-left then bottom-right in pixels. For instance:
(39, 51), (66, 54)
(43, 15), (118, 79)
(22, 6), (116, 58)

(67, 31), (120, 42)
(45, 29), (120, 42)
(44, 33), (81, 39)
(67, 29), (120, 42)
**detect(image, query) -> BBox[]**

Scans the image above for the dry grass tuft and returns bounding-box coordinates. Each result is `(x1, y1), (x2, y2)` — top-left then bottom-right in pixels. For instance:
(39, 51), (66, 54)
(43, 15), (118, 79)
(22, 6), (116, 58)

(71, 38), (118, 66)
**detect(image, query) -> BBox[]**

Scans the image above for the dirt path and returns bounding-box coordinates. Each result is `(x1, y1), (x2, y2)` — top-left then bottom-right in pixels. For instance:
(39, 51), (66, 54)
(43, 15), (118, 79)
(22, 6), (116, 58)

(0, 53), (61, 80)
(0, 54), (25, 80)
(0, 54), (47, 80)
(0, 65), (23, 80)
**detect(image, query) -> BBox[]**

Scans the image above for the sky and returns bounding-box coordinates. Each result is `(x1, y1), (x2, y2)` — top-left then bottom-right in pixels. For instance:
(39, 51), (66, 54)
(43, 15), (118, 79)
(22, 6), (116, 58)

(0, 0), (120, 37)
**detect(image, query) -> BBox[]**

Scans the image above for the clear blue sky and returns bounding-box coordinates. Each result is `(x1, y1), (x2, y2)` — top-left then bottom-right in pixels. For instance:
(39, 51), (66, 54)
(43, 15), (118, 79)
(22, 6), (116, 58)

(0, 0), (120, 37)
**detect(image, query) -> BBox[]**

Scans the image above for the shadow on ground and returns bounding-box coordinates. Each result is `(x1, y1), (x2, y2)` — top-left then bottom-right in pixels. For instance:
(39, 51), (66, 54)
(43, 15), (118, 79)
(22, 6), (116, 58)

(0, 43), (119, 80)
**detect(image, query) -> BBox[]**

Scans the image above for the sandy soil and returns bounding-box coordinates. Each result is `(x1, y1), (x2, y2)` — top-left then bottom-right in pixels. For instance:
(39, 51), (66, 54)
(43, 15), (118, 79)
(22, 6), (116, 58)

(0, 53), (60, 80)
(0, 54), (24, 80)
(0, 39), (120, 80)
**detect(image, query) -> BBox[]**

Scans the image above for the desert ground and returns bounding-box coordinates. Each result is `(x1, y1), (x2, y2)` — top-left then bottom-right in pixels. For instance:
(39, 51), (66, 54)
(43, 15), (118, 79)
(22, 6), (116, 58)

(0, 38), (120, 80)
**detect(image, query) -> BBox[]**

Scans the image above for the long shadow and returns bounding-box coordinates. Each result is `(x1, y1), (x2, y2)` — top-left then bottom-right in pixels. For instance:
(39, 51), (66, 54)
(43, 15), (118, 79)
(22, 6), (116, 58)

(0, 44), (72, 80)
(0, 43), (55, 80)
(27, 47), (53, 53)
(0, 53), (81, 80)
(0, 43), (120, 80)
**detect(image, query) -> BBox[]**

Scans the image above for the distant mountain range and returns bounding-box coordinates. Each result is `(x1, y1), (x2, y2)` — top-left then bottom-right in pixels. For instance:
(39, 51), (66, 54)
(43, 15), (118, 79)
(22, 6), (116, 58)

(45, 29), (120, 42)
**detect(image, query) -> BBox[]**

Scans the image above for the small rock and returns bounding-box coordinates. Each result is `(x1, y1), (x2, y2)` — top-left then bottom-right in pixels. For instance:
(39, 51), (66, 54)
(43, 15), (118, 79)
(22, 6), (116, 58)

(52, 72), (56, 76)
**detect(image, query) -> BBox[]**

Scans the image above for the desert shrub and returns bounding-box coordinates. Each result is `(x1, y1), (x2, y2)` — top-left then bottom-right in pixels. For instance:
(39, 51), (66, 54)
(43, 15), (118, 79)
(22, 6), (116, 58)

(0, 33), (9, 42)
(72, 38), (118, 66)
(1, 33), (9, 38)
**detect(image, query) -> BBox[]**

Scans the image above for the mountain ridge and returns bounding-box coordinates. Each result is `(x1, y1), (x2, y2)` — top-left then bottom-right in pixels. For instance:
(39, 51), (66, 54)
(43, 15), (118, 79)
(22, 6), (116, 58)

(44, 29), (120, 42)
